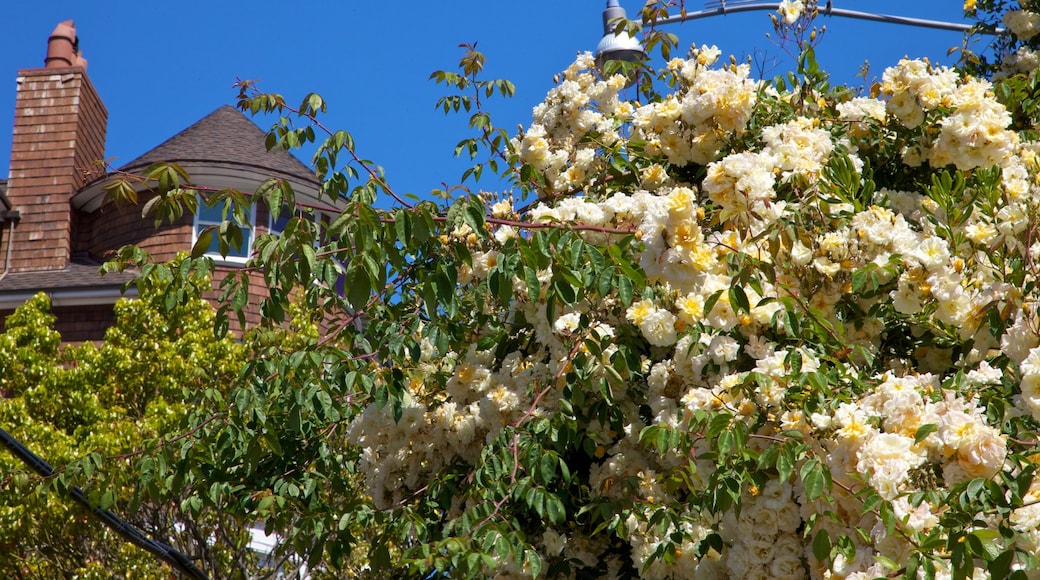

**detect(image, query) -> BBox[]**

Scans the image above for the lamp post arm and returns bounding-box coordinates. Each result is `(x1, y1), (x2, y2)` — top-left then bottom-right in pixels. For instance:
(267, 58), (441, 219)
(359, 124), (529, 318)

(645, 3), (1002, 35)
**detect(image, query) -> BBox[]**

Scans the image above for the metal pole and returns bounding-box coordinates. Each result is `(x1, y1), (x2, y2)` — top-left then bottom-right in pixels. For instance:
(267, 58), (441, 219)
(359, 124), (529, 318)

(597, 1), (1003, 66)
(648, 2), (1002, 35)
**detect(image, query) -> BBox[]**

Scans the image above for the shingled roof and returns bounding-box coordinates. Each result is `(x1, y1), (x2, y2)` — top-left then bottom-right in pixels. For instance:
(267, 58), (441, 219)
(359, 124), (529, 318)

(119, 105), (319, 187)
(0, 253), (137, 307)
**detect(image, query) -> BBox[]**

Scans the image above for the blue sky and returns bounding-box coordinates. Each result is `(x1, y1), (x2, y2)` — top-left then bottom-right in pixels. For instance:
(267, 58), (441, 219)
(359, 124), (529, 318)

(1, 1), (987, 204)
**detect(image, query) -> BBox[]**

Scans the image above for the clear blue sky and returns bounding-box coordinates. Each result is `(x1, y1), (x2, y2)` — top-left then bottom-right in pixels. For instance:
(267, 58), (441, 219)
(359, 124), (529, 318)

(0, 1), (985, 203)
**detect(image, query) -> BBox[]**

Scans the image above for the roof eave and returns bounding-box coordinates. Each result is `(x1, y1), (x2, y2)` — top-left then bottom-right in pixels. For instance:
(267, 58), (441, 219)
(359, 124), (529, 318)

(73, 163), (332, 213)
(0, 286), (138, 310)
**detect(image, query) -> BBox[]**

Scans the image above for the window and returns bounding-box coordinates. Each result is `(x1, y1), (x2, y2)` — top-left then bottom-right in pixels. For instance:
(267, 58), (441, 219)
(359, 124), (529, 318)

(270, 210), (293, 237)
(268, 204), (333, 241)
(267, 202), (306, 238)
(267, 205), (347, 296)
(193, 202), (256, 263)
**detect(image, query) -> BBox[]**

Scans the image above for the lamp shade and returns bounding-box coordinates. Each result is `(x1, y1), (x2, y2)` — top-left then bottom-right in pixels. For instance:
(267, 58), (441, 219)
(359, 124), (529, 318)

(595, 0), (645, 69)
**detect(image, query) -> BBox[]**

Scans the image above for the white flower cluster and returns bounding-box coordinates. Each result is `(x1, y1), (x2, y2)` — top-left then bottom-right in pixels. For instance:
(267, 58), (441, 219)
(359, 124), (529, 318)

(345, 37), (1040, 575)
(929, 78), (1017, 170)
(633, 54), (759, 166)
(511, 52), (1036, 574)
(881, 58), (959, 128)
(1016, 346), (1040, 420)
(626, 513), (718, 579)
(778, 0), (805, 24)
(345, 348), (547, 508)
(803, 373), (1007, 577)
(881, 58), (1017, 170)
(1010, 479), (1040, 562)
(721, 480), (806, 579)
(836, 97), (886, 137)
(627, 298), (679, 347)
(999, 46), (1040, 77)
(761, 116), (835, 180)
(517, 52), (627, 192)
(703, 151), (777, 223)
(1004, 9), (1040, 40)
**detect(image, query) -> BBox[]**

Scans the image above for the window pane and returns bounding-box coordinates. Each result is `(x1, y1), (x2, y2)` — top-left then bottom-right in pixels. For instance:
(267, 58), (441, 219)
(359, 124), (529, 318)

(203, 228), (221, 255)
(194, 200), (254, 260)
(271, 212), (292, 235)
(197, 203), (226, 224)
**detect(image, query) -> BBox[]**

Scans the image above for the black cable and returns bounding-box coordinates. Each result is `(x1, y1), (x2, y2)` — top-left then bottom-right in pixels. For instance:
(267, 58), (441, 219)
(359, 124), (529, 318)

(0, 426), (209, 580)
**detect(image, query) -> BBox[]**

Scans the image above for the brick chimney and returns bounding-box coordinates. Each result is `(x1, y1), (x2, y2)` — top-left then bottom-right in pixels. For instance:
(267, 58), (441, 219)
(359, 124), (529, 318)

(4, 20), (107, 272)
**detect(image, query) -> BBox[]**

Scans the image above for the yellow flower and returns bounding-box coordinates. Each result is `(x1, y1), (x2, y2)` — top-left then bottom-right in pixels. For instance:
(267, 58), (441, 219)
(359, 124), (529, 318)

(676, 293), (705, 323)
(626, 299), (655, 325)
(778, 0), (804, 24)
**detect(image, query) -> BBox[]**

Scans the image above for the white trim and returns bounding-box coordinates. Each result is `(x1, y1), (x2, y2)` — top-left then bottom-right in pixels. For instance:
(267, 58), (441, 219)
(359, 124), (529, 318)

(0, 286), (138, 310)
(248, 526), (279, 553)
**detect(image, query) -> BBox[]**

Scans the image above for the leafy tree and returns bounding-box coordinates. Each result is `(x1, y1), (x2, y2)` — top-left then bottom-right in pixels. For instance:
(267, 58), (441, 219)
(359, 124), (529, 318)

(0, 256), (258, 578)
(13, 2), (1040, 579)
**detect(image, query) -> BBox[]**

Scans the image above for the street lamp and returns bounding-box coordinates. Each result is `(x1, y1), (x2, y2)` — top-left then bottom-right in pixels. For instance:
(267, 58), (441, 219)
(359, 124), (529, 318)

(595, 0), (1002, 65)
(595, 0), (645, 69)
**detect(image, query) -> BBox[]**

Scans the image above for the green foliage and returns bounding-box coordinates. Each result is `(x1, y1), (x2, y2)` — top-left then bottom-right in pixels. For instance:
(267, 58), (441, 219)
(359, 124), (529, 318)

(0, 255), (257, 578)
(11, 3), (1040, 578)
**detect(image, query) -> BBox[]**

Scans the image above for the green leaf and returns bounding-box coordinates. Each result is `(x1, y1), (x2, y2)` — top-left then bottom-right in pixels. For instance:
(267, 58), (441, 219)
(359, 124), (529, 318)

(316, 389), (334, 416)
(707, 413), (732, 439)
(914, 423), (938, 445)
(545, 495), (565, 525)
(717, 430), (735, 456)
(300, 243), (317, 279)
(524, 267), (541, 301)
(879, 499), (896, 538)
(372, 544), (391, 570)
(801, 460), (829, 501)
(193, 229), (214, 259)
(347, 266), (370, 311)
(776, 443), (795, 484)
(729, 285), (750, 314)
(850, 267), (871, 295)
(616, 273), (633, 305)
(991, 549), (1015, 580)
(262, 430), (283, 456)
(553, 275), (577, 305)
(757, 443), (779, 471)
(394, 209), (411, 245)
(812, 530), (831, 564)
(967, 529), (1002, 561)
(464, 198), (486, 235)
(258, 179), (284, 223)
(539, 454), (556, 484)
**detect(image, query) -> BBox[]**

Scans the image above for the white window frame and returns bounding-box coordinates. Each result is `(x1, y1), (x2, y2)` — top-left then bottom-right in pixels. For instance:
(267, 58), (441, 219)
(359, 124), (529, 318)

(192, 201), (258, 265)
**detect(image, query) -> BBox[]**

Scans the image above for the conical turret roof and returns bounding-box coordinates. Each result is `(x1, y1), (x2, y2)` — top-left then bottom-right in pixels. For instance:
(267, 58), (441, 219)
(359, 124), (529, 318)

(119, 105), (318, 186)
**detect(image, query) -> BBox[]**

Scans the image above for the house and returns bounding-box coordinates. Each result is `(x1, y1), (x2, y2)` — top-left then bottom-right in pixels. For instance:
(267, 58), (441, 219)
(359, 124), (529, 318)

(0, 21), (326, 342)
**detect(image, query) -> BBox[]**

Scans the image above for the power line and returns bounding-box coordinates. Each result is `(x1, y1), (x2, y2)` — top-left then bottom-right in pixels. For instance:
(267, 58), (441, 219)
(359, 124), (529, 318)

(0, 426), (209, 579)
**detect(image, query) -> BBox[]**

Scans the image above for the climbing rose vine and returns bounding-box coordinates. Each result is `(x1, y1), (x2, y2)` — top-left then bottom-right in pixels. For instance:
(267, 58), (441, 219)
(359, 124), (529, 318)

(19, 2), (1040, 578)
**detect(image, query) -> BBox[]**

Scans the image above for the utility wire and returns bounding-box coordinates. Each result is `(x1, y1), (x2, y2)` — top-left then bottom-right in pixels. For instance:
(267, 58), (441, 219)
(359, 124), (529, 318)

(0, 426), (209, 580)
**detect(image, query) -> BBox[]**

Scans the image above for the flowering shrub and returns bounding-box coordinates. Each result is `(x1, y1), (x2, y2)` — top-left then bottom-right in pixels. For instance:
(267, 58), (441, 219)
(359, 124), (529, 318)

(31, 3), (1040, 579)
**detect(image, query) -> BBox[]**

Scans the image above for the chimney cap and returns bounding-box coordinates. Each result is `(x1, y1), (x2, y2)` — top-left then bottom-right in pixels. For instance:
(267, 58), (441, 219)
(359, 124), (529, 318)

(45, 20), (86, 70)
